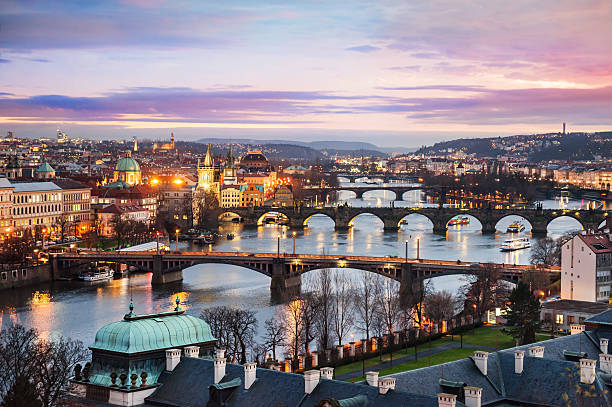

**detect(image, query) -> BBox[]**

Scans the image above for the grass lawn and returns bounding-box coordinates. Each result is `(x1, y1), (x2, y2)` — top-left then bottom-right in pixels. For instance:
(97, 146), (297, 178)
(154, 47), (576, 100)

(347, 347), (477, 382)
(337, 325), (555, 380)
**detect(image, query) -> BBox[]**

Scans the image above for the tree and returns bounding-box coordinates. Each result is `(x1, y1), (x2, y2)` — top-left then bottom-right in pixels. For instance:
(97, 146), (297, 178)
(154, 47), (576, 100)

(353, 271), (379, 340)
(0, 324), (87, 407)
(0, 230), (36, 264)
(193, 189), (219, 230)
(228, 308), (257, 364)
(284, 297), (306, 363)
(1, 375), (42, 407)
(530, 237), (558, 266)
(424, 290), (458, 328)
(505, 282), (541, 345)
(462, 264), (508, 322)
(402, 279), (432, 330)
(111, 215), (131, 249)
(200, 306), (257, 363)
(331, 272), (354, 346)
(310, 269), (335, 349)
(375, 278), (401, 335)
(57, 214), (71, 242)
(263, 317), (286, 361)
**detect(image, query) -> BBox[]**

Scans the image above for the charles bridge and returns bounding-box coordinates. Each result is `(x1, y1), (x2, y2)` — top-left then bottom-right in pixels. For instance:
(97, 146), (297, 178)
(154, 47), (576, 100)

(216, 205), (609, 234)
(51, 251), (560, 301)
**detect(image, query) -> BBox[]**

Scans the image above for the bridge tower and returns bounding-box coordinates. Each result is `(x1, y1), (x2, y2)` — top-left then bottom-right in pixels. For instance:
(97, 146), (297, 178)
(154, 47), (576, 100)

(269, 259), (302, 302)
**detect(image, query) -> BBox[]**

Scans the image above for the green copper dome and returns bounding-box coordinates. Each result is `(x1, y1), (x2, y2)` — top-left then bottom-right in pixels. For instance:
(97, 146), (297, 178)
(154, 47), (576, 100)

(115, 156), (141, 172)
(90, 309), (215, 354)
(37, 163), (55, 172)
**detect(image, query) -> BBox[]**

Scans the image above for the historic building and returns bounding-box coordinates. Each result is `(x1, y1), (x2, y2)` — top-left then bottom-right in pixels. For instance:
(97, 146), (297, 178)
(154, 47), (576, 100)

(153, 132), (176, 152)
(273, 184), (294, 207)
(238, 150), (271, 172)
(240, 184), (264, 207)
(97, 204), (150, 237)
(36, 162), (56, 179)
(113, 152), (142, 186)
(193, 145), (220, 226)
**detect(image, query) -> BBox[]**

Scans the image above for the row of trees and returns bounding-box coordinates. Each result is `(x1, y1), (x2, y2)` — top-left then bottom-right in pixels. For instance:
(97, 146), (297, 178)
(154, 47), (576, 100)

(0, 325), (87, 407)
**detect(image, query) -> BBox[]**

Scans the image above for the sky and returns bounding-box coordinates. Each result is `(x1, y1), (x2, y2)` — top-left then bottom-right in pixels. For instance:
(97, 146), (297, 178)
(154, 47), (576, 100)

(1, 0), (611, 147)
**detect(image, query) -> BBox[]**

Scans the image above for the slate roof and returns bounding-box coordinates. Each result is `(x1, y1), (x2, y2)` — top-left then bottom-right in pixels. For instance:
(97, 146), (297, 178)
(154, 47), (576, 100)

(0, 177), (13, 188)
(585, 308), (612, 326)
(12, 181), (61, 192)
(145, 357), (450, 407)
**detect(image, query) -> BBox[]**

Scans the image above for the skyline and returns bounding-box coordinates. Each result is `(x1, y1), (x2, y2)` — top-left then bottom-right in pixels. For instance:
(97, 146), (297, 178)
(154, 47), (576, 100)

(1, 0), (611, 146)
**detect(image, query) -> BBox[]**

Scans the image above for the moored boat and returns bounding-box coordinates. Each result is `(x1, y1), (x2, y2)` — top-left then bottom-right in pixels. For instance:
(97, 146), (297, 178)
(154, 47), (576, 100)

(506, 222), (525, 233)
(448, 216), (470, 226)
(500, 237), (531, 251)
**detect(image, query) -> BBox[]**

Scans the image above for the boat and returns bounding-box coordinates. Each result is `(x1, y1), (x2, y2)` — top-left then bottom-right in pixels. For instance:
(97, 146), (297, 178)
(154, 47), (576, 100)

(227, 233), (235, 240)
(448, 216), (470, 226)
(500, 237), (531, 251)
(506, 222), (525, 233)
(195, 234), (215, 245)
(79, 266), (114, 281)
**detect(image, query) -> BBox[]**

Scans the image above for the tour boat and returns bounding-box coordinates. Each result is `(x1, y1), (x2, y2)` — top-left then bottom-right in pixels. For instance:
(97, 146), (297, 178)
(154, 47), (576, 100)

(500, 237), (531, 251)
(195, 234), (215, 245)
(448, 216), (470, 226)
(226, 233), (235, 240)
(79, 266), (114, 281)
(506, 222), (525, 233)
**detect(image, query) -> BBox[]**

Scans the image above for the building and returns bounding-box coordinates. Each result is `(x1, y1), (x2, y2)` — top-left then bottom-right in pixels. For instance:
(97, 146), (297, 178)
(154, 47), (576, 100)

(220, 185), (241, 208)
(153, 132), (176, 152)
(540, 299), (610, 332)
(561, 231), (612, 302)
(273, 184), (294, 207)
(113, 152), (142, 186)
(221, 145), (238, 186)
(0, 178), (14, 230)
(156, 177), (195, 228)
(11, 181), (63, 231)
(240, 184), (264, 207)
(36, 162), (56, 179)
(54, 179), (93, 234)
(1, 154), (22, 179)
(97, 204), (150, 237)
(239, 150), (271, 172)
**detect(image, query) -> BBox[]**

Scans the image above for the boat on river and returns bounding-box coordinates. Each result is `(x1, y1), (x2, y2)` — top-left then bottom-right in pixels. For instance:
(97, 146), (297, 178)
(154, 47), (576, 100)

(506, 222), (525, 233)
(448, 216), (470, 226)
(79, 266), (114, 281)
(500, 237), (531, 251)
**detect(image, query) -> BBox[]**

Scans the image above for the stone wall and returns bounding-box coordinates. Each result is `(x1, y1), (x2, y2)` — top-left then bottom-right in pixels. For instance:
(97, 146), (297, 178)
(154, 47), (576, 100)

(0, 263), (53, 290)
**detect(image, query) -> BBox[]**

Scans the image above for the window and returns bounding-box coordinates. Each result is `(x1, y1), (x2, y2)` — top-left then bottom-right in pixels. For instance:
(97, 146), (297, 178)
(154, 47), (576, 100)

(1, 272), (6, 280)
(556, 314), (564, 325)
(567, 316), (575, 324)
(11, 270), (17, 279)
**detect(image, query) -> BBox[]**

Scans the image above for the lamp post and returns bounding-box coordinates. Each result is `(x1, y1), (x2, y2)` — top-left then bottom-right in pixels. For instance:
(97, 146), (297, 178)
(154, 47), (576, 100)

(416, 238), (420, 260)
(156, 232), (160, 254)
(405, 240), (408, 263)
(277, 236), (280, 258)
(292, 231), (296, 256)
(42, 228), (46, 250)
(175, 229), (179, 251)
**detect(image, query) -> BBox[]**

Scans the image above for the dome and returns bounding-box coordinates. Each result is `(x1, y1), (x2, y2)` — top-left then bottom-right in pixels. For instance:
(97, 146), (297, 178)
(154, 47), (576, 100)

(240, 151), (269, 169)
(90, 311), (215, 354)
(115, 157), (141, 172)
(37, 163), (55, 172)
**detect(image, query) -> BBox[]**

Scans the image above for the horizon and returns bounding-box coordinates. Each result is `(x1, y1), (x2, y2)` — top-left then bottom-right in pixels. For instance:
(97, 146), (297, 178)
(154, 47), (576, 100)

(1, 1), (611, 146)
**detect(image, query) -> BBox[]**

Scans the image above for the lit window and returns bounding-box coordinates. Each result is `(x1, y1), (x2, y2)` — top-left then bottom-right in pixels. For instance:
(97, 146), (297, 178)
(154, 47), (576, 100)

(555, 314), (564, 325)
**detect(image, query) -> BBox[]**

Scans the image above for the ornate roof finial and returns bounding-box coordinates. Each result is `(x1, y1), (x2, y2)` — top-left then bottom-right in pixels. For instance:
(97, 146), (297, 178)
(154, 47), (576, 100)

(124, 299), (136, 320)
(174, 296), (182, 312)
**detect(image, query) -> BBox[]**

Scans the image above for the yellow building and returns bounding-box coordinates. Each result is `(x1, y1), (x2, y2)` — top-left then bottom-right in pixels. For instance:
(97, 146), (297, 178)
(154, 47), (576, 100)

(240, 184), (264, 207)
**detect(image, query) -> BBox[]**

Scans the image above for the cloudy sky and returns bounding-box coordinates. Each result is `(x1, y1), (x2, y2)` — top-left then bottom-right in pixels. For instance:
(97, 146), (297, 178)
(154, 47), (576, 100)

(1, 0), (611, 147)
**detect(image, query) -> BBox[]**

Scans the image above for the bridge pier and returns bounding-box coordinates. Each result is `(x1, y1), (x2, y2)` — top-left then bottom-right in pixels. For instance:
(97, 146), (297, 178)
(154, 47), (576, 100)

(269, 260), (302, 303)
(399, 263), (420, 308)
(151, 255), (183, 285)
(383, 218), (400, 232)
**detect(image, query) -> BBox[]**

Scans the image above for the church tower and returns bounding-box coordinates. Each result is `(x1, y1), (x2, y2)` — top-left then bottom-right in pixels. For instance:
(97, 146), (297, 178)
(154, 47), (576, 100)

(170, 132), (175, 149)
(222, 145), (237, 185)
(198, 144), (216, 188)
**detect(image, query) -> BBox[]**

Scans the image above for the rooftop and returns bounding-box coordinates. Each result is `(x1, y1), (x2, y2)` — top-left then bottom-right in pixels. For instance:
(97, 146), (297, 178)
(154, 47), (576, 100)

(12, 181), (61, 192)
(578, 233), (612, 254)
(541, 299), (611, 314)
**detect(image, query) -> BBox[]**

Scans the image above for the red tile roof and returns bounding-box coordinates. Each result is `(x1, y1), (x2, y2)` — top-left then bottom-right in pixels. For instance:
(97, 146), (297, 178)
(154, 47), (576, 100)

(578, 233), (612, 254)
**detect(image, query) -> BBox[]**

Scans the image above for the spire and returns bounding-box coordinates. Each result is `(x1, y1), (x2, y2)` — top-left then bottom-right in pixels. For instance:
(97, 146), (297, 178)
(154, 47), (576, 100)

(204, 144), (213, 167)
(226, 144), (234, 167)
(124, 299), (136, 319)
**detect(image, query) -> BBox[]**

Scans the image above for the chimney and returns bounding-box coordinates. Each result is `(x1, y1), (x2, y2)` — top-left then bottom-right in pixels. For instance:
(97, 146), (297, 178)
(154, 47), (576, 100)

(214, 357), (226, 384)
(216, 349), (226, 359)
(514, 350), (525, 374)
(378, 377), (396, 394)
(337, 345), (344, 359)
(464, 386), (482, 407)
(244, 362), (257, 389)
(570, 324), (585, 335)
(311, 352), (318, 368)
(473, 351), (489, 375)
(320, 367), (334, 380)
(165, 349), (181, 371)
(365, 371), (379, 387)
(438, 393), (457, 407)
(601, 338), (609, 354)
(600, 354), (612, 374)
(304, 370), (320, 394)
(580, 359), (596, 384)
(183, 346), (200, 358)
(528, 346), (544, 358)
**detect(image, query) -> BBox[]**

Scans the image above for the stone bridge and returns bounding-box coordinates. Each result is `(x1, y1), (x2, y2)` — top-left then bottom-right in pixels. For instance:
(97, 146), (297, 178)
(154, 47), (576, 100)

(303, 185), (432, 200)
(217, 206), (609, 234)
(51, 251), (560, 302)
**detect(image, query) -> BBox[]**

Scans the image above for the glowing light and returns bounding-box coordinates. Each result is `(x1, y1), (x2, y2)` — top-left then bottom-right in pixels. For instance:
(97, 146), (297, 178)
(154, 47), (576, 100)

(173, 178), (184, 185)
(150, 178), (160, 185)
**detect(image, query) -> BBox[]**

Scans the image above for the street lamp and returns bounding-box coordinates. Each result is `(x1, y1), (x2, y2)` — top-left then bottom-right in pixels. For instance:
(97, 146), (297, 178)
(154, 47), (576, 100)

(175, 229), (180, 251)
(156, 231), (160, 254)
(405, 240), (408, 263)
(292, 231), (297, 256)
(416, 238), (420, 260)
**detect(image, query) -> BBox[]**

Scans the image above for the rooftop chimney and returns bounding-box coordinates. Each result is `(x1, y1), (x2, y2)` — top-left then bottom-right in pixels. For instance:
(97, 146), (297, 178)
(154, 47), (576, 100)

(528, 346), (544, 358)
(378, 377), (396, 394)
(601, 338), (609, 354)
(214, 356), (226, 384)
(464, 386), (482, 407)
(365, 371), (379, 387)
(600, 354), (612, 374)
(320, 367), (334, 380)
(216, 349), (226, 359)
(183, 346), (200, 358)
(580, 359), (596, 384)
(473, 351), (489, 376)
(438, 393), (457, 407)
(165, 349), (181, 371)
(304, 370), (320, 394)
(570, 324), (585, 335)
(244, 362), (257, 389)
(514, 350), (525, 374)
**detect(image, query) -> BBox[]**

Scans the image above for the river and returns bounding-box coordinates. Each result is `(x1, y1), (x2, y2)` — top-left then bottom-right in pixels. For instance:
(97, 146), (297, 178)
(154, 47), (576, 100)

(0, 181), (595, 347)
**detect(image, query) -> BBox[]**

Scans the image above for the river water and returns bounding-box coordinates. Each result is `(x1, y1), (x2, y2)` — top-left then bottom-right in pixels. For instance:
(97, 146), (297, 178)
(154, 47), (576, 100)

(0, 180), (597, 347)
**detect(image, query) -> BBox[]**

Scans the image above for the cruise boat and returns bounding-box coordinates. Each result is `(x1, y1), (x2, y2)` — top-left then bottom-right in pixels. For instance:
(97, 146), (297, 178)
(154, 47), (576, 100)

(506, 222), (525, 233)
(448, 216), (470, 226)
(79, 266), (114, 281)
(500, 237), (531, 251)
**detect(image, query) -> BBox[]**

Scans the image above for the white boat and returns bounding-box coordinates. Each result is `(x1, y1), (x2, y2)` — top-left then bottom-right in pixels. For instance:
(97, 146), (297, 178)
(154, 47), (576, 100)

(506, 222), (525, 233)
(79, 266), (114, 281)
(500, 237), (531, 252)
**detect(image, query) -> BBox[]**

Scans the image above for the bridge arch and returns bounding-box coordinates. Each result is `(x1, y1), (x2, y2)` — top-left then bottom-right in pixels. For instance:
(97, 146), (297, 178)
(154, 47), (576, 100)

(397, 212), (434, 230)
(348, 212), (385, 229)
(494, 214), (533, 233)
(336, 190), (358, 200)
(218, 211), (242, 222)
(256, 211), (291, 226)
(302, 212), (335, 228)
(361, 189), (397, 201)
(546, 215), (584, 234)
(444, 213), (484, 231)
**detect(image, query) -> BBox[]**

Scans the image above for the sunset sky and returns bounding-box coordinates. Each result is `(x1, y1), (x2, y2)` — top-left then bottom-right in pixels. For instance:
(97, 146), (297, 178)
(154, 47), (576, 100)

(1, 0), (611, 146)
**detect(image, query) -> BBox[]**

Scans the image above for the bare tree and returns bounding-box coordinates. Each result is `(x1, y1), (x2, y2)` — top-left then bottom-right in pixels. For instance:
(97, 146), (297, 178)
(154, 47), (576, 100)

(263, 317), (286, 361)
(332, 271), (354, 346)
(310, 269), (335, 349)
(228, 308), (257, 364)
(0, 324), (87, 407)
(353, 271), (380, 340)
(200, 306), (257, 363)
(375, 278), (401, 334)
(462, 264), (508, 321)
(300, 292), (320, 355)
(284, 297), (306, 362)
(424, 290), (458, 328)
(530, 237), (558, 265)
